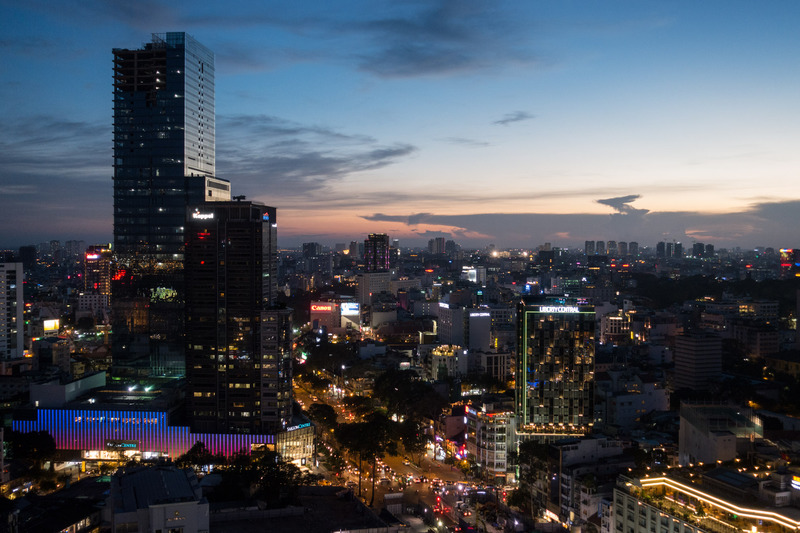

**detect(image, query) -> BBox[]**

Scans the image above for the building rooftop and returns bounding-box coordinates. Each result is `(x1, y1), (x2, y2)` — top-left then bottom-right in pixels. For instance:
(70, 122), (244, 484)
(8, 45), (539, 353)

(111, 466), (203, 513)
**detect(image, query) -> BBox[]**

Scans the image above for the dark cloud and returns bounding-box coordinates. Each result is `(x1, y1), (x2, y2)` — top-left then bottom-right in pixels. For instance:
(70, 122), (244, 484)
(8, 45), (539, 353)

(493, 111), (534, 126)
(351, 1), (535, 78)
(362, 213), (435, 225)
(360, 200), (800, 248)
(13, 1), (537, 78)
(0, 116), (112, 247)
(216, 114), (416, 197)
(596, 194), (649, 215)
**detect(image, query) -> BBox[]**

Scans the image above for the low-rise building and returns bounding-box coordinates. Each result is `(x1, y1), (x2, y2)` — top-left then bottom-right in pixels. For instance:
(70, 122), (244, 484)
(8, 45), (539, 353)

(106, 466), (209, 533)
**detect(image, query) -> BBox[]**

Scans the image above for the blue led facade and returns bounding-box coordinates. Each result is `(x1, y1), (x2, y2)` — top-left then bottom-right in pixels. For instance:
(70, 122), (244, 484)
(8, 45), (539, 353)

(13, 408), (274, 458)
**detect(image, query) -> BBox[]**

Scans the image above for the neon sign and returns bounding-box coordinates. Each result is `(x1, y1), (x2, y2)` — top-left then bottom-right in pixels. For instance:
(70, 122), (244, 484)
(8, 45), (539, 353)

(539, 306), (580, 313)
(311, 304), (333, 312)
(192, 212), (214, 220)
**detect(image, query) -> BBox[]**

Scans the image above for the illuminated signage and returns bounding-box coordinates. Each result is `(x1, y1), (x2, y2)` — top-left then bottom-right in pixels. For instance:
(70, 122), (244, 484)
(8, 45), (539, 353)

(793, 476), (800, 491)
(192, 212), (214, 220)
(43, 319), (59, 332)
(286, 422), (311, 432)
(470, 312), (491, 317)
(341, 302), (359, 316)
(311, 303), (333, 312)
(85, 254), (99, 260)
(262, 211), (270, 221)
(538, 306), (580, 313)
(105, 439), (138, 451)
(439, 302), (450, 309)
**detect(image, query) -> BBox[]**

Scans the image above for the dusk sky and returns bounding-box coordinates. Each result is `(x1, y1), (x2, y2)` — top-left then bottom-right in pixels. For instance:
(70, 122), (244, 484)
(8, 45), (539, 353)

(2, 1), (800, 250)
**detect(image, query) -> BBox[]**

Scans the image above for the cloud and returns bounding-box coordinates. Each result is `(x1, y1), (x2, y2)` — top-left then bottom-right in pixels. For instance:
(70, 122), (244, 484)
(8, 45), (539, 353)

(596, 194), (649, 215)
(0, 116), (112, 247)
(362, 213), (435, 225)
(358, 200), (800, 248)
(216, 114), (416, 196)
(346, 1), (537, 78)
(443, 137), (491, 147)
(493, 111), (534, 126)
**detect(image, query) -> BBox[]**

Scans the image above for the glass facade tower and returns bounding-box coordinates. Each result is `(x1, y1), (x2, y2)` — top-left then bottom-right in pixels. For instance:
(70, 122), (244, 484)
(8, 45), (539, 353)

(516, 297), (595, 442)
(112, 33), (230, 377)
(184, 202), (292, 434)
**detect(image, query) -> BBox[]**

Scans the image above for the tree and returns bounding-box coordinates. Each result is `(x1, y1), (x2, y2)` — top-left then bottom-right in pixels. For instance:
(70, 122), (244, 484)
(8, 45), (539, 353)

(397, 418), (428, 465)
(308, 403), (338, 429)
(336, 421), (367, 497)
(252, 451), (321, 507)
(373, 369), (447, 421)
(360, 412), (399, 506)
(176, 440), (224, 471)
(337, 412), (400, 506)
(341, 395), (372, 417)
(9, 430), (56, 473)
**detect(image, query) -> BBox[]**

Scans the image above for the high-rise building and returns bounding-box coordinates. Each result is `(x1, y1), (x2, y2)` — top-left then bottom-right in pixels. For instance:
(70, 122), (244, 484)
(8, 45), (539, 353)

(302, 242), (322, 258)
(584, 240), (595, 255)
(516, 297), (595, 442)
(673, 332), (721, 391)
(428, 237), (446, 255)
(595, 241), (605, 255)
(629, 241), (638, 257)
(364, 233), (390, 272)
(0, 263), (24, 359)
(111, 33), (231, 377)
(618, 241), (628, 256)
(184, 201), (291, 434)
(84, 244), (113, 296)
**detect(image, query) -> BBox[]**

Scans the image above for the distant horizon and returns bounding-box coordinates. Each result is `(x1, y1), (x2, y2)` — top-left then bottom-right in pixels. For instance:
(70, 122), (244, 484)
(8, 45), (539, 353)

(2, 226), (790, 254)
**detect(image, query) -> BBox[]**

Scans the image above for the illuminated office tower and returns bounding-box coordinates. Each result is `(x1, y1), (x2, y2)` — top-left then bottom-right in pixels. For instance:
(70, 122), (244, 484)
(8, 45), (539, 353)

(84, 244), (113, 296)
(364, 233), (390, 272)
(516, 297), (595, 442)
(184, 202), (291, 434)
(111, 33), (230, 377)
(0, 263), (24, 359)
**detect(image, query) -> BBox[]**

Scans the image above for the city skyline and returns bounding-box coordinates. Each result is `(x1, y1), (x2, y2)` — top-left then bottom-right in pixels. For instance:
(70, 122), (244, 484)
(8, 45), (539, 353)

(2, 1), (800, 249)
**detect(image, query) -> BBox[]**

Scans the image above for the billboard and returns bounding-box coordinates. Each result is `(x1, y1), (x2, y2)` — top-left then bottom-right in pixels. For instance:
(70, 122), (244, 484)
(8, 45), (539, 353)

(310, 302), (334, 313)
(341, 302), (360, 316)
